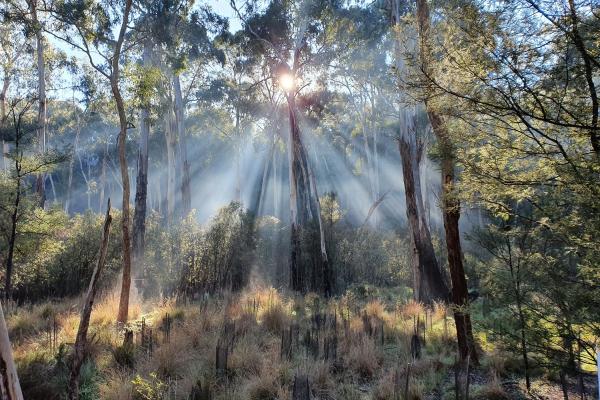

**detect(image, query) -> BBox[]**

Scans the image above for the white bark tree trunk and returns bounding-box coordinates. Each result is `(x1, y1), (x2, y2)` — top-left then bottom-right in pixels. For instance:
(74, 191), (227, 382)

(0, 303), (23, 400)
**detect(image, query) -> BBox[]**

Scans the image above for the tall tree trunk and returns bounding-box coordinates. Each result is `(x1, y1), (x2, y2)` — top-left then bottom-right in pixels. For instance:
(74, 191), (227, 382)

(114, 0), (133, 324)
(398, 116), (449, 304)
(285, 89), (329, 295)
(1, 76), (9, 171)
(165, 108), (177, 225)
(0, 303), (23, 400)
(415, 0), (477, 363)
(133, 43), (151, 293)
(98, 145), (107, 213)
(64, 121), (79, 214)
(234, 106), (242, 204)
(68, 200), (112, 400)
(5, 177), (20, 302)
(4, 128), (23, 301)
(173, 74), (191, 217)
(29, 0), (47, 208)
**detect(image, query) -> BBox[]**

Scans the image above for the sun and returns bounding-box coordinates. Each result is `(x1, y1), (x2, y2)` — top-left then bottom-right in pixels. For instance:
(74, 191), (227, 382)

(279, 73), (296, 92)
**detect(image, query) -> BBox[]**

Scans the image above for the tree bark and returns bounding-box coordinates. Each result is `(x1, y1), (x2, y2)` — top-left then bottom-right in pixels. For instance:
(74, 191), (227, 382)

(65, 117), (81, 214)
(114, 0), (133, 325)
(165, 107), (177, 225)
(415, 0), (478, 363)
(398, 121), (449, 304)
(133, 42), (151, 293)
(285, 87), (329, 295)
(68, 200), (112, 400)
(4, 123), (23, 301)
(98, 145), (107, 213)
(0, 75), (9, 171)
(29, 0), (47, 208)
(173, 74), (191, 217)
(0, 303), (23, 400)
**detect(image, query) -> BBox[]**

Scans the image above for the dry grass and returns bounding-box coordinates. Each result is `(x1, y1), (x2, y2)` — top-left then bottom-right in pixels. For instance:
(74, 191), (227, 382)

(365, 299), (387, 320)
(343, 335), (381, 380)
(471, 375), (510, 400)
(260, 302), (289, 335)
(401, 300), (425, 320)
(11, 287), (514, 400)
(99, 370), (134, 400)
(229, 335), (265, 377)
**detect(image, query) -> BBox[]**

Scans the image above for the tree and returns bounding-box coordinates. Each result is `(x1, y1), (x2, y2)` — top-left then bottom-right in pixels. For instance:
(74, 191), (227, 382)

(49, 0), (134, 323)
(413, 0), (478, 363)
(68, 200), (112, 400)
(0, 302), (23, 400)
(27, 0), (48, 208)
(232, 0), (339, 295)
(0, 24), (26, 172)
(0, 95), (66, 300)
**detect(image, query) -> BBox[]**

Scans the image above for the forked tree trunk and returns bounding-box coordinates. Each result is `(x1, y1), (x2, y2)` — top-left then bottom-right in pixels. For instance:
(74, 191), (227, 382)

(0, 303), (23, 400)
(114, 0), (133, 324)
(133, 42), (151, 291)
(68, 200), (112, 400)
(415, 0), (478, 363)
(398, 116), (449, 304)
(285, 90), (330, 295)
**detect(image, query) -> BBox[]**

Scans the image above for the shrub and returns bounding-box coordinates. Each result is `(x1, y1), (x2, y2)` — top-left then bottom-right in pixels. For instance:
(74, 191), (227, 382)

(344, 336), (381, 380)
(132, 373), (168, 400)
(260, 303), (289, 335)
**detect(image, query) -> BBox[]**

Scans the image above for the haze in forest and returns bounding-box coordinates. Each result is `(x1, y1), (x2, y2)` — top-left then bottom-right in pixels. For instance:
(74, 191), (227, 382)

(0, 0), (598, 399)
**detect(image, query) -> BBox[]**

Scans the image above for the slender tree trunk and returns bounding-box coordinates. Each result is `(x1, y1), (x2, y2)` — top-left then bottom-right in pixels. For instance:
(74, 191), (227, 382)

(507, 239), (530, 391)
(133, 43), (151, 293)
(114, 0), (133, 324)
(234, 106), (242, 204)
(99, 145), (106, 213)
(0, 303), (23, 400)
(1, 77), (9, 171)
(173, 74), (191, 217)
(4, 129), (22, 302)
(30, 0), (47, 207)
(165, 109), (177, 225)
(415, 0), (477, 363)
(5, 178), (20, 302)
(68, 200), (112, 400)
(64, 121), (80, 214)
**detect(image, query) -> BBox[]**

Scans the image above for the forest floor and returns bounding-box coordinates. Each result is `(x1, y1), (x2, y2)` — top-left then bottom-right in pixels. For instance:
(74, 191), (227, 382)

(6, 285), (598, 400)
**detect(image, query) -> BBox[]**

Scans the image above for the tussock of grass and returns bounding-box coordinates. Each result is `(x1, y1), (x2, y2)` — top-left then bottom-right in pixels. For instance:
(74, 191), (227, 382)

(10, 287), (514, 400)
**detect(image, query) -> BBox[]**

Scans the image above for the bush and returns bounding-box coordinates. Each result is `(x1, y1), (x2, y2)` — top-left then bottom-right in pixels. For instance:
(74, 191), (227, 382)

(132, 373), (168, 400)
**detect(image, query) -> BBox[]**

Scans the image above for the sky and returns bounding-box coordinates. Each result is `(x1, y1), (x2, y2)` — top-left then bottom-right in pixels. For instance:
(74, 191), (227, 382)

(206, 0), (242, 31)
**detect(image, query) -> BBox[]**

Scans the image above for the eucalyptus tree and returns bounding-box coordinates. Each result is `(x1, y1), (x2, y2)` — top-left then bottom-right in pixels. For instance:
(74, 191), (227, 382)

(232, 0), (365, 295)
(138, 0), (226, 224)
(48, 0), (135, 323)
(0, 22), (27, 171)
(412, 0), (477, 363)
(404, 0), (600, 368)
(1, 0), (51, 206)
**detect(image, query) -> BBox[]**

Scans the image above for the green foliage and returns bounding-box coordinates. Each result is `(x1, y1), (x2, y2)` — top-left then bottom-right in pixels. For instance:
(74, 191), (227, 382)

(143, 202), (255, 298)
(6, 209), (123, 302)
(114, 341), (136, 369)
(132, 373), (168, 400)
